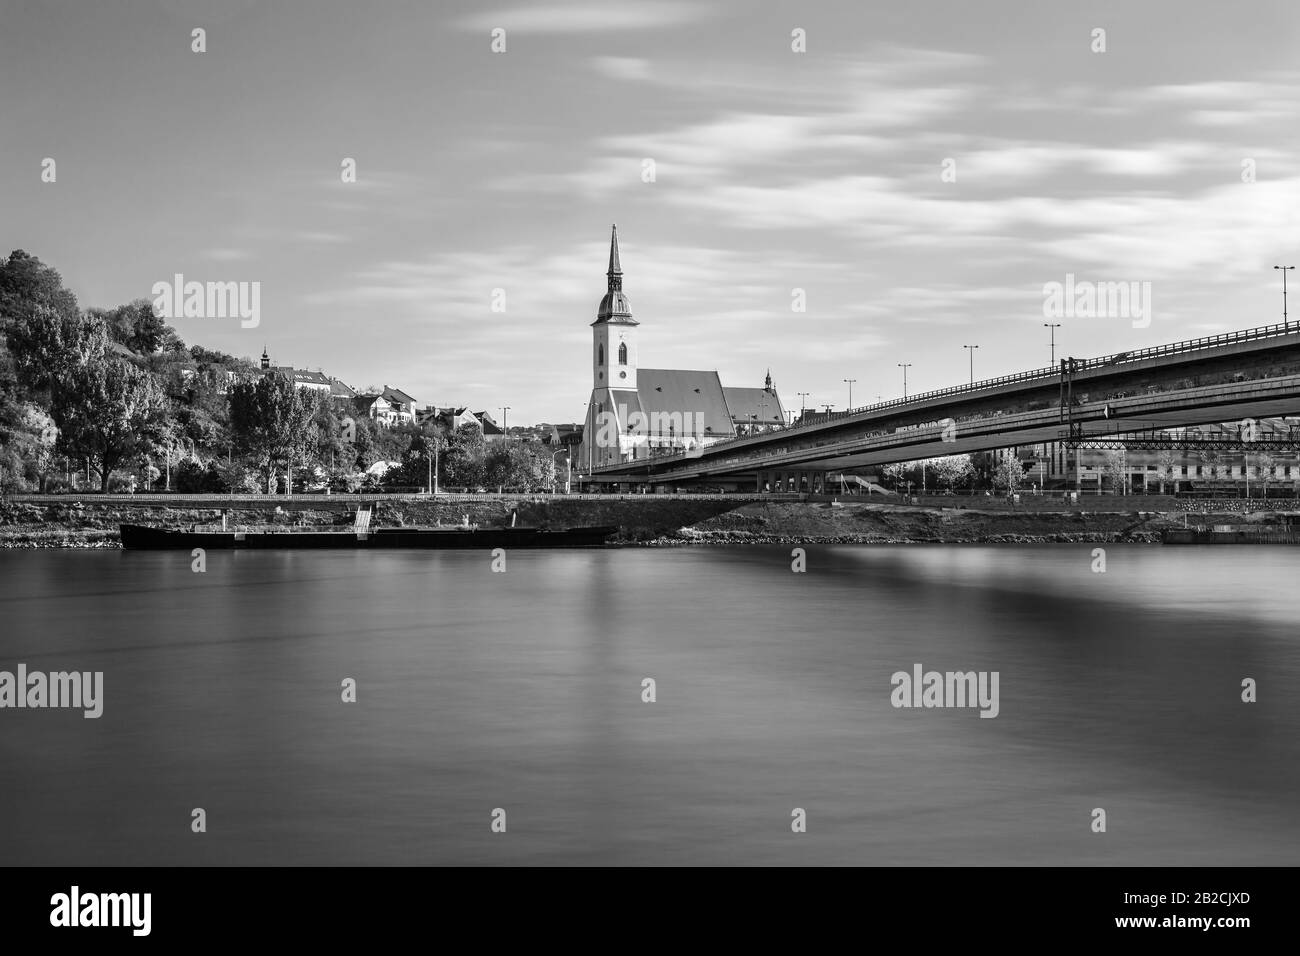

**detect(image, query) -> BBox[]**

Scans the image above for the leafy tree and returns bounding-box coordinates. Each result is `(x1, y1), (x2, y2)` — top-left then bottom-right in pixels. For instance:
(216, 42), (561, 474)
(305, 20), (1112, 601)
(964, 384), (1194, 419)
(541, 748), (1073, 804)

(382, 430), (448, 490)
(92, 298), (168, 354)
(443, 423), (486, 488)
(6, 305), (108, 393)
(486, 441), (556, 491)
(925, 454), (975, 491)
(1156, 449), (1177, 494)
(1100, 449), (1128, 495)
(228, 371), (321, 492)
(991, 455), (1028, 494)
(51, 356), (166, 492)
(0, 250), (79, 324)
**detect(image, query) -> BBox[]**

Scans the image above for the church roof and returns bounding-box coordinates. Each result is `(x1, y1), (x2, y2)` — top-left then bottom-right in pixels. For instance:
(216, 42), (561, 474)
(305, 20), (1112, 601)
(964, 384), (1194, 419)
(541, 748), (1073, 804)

(600, 388), (642, 422)
(638, 369), (734, 438)
(723, 387), (786, 425)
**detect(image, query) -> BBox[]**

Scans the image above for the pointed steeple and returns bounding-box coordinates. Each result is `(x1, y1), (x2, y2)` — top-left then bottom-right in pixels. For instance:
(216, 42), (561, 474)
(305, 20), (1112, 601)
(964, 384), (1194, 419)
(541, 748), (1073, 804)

(594, 223), (637, 325)
(765, 368), (774, 390)
(607, 224), (622, 287)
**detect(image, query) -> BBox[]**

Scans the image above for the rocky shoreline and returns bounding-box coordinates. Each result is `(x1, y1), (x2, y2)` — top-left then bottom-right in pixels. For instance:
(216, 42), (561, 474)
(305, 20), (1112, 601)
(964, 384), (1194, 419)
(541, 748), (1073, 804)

(642, 529), (1164, 546)
(0, 497), (1261, 549)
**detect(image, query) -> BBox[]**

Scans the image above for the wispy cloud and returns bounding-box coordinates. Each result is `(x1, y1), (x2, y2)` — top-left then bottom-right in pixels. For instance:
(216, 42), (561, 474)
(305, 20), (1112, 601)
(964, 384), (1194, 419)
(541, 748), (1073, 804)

(458, 2), (709, 34)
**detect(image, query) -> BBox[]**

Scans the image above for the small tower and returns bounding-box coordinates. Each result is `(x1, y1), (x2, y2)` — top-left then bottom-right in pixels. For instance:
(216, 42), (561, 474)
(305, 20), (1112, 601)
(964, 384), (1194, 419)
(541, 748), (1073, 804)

(591, 224), (638, 390)
(765, 368), (774, 391)
(260, 346), (271, 370)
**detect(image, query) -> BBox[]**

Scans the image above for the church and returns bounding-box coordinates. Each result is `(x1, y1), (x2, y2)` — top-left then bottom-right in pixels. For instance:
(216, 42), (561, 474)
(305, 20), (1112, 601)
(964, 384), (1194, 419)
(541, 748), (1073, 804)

(580, 226), (786, 470)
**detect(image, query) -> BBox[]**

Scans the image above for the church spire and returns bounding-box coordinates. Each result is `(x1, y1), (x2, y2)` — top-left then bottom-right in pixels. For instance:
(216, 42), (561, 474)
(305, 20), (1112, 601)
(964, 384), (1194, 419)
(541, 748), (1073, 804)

(607, 224), (622, 292)
(594, 223), (636, 325)
(765, 368), (773, 390)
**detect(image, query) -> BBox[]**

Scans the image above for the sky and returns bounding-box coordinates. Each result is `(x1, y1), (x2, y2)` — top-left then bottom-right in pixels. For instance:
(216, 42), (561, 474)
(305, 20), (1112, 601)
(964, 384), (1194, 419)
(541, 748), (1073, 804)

(2, 0), (1298, 423)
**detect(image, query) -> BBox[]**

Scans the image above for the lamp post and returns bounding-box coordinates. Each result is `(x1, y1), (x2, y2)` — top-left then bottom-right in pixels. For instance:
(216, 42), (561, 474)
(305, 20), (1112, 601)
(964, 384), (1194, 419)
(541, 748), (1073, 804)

(962, 345), (978, 385)
(842, 378), (857, 410)
(1043, 323), (1061, 365)
(1274, 266), (1294, 328)
(427, 435), (440, 495)
(551, 449), (570, 494)
(897, 363), (912, 399)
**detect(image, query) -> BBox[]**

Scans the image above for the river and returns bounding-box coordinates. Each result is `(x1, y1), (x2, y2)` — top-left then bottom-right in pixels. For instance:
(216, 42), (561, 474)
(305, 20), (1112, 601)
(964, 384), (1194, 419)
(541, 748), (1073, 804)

(1, 545), (1296, 865)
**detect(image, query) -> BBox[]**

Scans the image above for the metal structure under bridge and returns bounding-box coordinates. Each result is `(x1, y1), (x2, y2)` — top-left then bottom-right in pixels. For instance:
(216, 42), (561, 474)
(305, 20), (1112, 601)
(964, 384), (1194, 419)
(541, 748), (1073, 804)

(579, 322), (1300, 490)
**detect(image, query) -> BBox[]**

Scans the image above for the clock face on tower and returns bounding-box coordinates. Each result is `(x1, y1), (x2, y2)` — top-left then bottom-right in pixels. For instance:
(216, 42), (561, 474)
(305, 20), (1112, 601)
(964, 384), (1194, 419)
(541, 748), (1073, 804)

(619, 371), (626, 379)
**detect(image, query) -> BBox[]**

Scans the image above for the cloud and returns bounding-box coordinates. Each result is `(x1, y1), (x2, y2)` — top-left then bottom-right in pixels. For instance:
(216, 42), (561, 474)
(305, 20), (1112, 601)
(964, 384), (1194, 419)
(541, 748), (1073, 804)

(458, 2), (708, 33)
(590, 56), (652, 81)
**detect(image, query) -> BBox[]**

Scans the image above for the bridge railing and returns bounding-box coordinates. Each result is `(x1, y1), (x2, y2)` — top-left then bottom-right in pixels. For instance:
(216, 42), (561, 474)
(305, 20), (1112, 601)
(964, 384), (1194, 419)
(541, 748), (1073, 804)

(590, 321), (1300, 473)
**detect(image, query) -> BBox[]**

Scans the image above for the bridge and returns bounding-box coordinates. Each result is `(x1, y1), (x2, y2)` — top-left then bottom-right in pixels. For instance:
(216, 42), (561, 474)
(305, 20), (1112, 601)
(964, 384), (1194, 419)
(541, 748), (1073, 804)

(580, 322), (1300, 491)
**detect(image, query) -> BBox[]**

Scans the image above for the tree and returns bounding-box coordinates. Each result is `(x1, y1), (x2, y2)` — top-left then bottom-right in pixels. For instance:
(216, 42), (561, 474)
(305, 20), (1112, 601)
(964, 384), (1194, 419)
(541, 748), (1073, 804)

(1100, 449), (1128, 495)
(0, 250), (79, 325)
(486, 441), (556, 491)
(880, 462), (908, 489)
(926, 454), (975, 491)
(1198, 448), (1223, 482)
(92, 298), (168, 355)
(1255, 452), (1276, 497)
(382, 430), (449, 490)
(443, 423), (486, 488)
(228, 371), (321, 492)
(51, 356), (165, 492)
(6, 305), (108, 393)
(1156, 449), (1177, 494)
(991, 455), (1028, 494)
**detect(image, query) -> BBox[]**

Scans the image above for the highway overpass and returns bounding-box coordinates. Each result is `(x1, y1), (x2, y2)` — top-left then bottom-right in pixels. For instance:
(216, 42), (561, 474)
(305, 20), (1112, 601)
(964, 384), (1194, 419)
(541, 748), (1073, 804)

(580, 322), (1300, 490)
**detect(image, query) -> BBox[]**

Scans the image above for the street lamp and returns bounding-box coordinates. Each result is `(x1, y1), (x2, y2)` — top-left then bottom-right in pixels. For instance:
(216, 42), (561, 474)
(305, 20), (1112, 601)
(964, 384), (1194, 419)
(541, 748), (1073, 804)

(843, 378), (857, 410)
(962, 345), (978, 385)
(1274, 266), (1294, 328)
(897, 363), (912, 399)
(551, 448), (571, 494)
(427, 435), (440, 495)
(1043, 323), (1061, 365)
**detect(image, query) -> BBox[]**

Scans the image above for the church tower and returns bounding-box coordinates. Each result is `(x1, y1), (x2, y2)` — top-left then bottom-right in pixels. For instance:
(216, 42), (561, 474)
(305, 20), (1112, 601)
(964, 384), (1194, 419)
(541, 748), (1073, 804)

(591, 224), (638, 391)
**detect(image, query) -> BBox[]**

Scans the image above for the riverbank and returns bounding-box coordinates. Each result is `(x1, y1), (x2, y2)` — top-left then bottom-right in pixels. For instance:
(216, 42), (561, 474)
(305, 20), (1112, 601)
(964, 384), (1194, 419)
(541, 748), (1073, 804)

(0, 496), (746, 547)
(3, 495), (1294, 547)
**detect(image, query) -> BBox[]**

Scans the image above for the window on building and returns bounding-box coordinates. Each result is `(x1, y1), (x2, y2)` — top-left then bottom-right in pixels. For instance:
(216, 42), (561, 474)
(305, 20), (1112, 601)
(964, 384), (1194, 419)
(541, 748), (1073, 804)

(598, 344), (604, 365)
(618, 342), (627, 365)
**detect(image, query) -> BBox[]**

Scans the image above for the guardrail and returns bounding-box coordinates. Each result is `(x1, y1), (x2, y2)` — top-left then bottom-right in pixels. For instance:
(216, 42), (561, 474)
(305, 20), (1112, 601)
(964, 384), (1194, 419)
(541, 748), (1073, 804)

(590, 320), (1300, 473)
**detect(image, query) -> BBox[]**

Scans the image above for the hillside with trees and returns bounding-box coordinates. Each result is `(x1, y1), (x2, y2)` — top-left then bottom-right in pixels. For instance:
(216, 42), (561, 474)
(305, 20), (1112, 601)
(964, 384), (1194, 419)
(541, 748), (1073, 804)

(0, 250), (556, 495)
